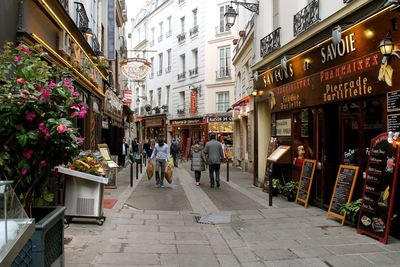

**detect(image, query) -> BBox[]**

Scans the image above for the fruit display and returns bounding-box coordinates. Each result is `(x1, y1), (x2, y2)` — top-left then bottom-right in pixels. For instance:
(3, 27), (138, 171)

(69, 152), (106, 176)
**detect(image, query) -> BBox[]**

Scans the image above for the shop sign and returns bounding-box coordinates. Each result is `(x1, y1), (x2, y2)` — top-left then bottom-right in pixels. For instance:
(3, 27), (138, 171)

(122, 90), (132, 104)
(120, 58), (152, 80)
(256, 8), (400, 112)
(102, 117), (109, 129)
(190, 90), (197, 115)
(276, 118), (291, 136)
(209, 122), (233, 133)
(208, 116), (232, 123)
(171, 118), (204, 125)
(145, 118), (163, 128)
(104, 89), (123, 121)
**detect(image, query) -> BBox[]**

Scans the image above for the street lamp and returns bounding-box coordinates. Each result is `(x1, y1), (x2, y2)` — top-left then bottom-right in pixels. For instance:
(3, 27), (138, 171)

(224, 1), (259, 29)
(379, 33), (394, 56)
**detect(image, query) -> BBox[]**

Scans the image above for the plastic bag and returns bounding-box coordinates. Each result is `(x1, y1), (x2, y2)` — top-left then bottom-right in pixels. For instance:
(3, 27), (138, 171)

(146, 160), (154, 180)
(168, 157), (174, 166)
(165, 164), (173, 184)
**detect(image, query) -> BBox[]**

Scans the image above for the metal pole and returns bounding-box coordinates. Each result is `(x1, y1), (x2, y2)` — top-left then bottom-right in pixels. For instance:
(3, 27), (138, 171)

(227, 160), (230, 182)
(269, 161), (273, 206)
(140, 155), (143, 173)
(136, 161), (139, 180)
(130, 162), (133, 187)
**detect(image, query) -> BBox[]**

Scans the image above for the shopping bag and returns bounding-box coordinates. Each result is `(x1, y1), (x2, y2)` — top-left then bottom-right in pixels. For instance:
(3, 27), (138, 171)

(146, 160), (154, 180)
(165, 164), (173, 184)
(168, 157), (174, 166)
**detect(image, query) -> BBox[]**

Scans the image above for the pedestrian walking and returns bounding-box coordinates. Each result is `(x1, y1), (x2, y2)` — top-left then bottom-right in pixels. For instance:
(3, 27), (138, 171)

(190, 140), (206, 186)
(170, 137), (180, 167)
(121, 138), (129, 167)
(143, 139), (152, 160)
(131, 138), (139, 163)
(150, 138), (169, 187)
(203, 133), (225, 188)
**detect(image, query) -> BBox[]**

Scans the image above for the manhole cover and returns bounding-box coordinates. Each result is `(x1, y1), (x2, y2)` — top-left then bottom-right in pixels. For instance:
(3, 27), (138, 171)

(194, 213), (231, 224)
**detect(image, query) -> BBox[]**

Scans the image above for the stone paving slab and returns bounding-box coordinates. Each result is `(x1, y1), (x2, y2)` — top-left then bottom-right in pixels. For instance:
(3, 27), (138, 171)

(160, 253), (220, 267)
(322, 254), (375, 267)
(263, 258), (329, 267)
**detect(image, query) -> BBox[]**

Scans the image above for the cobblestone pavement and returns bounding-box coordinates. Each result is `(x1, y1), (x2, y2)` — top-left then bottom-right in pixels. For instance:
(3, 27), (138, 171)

(64, 161), (400, 267)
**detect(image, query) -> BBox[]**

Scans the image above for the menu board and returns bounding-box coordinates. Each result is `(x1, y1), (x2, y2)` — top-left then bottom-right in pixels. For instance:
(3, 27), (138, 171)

(387, 91), (400, 112)
(105, 155), (118, 189)
(295, 159), (316, 208)
(327, 165), (359, 225)
(357, 133), (400, 244)
(267, 145), (290, 163)
(387, 114), (400, 132)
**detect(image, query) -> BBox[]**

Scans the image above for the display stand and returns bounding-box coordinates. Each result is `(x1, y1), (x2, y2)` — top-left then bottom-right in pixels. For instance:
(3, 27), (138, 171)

(265, 145), (291, 206)
(57, 167), (109, 225)
(98, 144), (118, 189)
(295, 159), (317, 208)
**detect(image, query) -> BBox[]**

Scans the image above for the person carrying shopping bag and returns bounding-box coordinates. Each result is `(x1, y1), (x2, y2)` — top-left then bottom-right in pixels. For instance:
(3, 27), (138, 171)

(150, 137), (169, 187)
(190, 140), (206, 186)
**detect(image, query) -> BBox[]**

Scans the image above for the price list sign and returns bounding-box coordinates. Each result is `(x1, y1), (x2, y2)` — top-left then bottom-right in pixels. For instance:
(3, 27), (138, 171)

(357, 133), (400, 244)
(295, 159), (316, 208)
(327, 165), (359, 224)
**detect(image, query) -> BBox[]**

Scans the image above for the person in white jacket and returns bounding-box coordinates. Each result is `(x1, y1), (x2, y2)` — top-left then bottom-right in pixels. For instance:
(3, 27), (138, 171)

(151, 138), (169, 187)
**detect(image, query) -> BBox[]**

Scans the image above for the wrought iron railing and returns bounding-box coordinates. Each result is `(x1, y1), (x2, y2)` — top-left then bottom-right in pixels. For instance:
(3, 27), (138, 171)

(59, 0), (69, 11)
(190, 25), (199, 36)
(216, 67), (231, 79)
(343, 0), (352, 3)
(158, 35), (163, 42)
(177, 104), (185, 114)
(293, 0), (319, 36)
(177, 72), (186, 80)
(166, 30), (172, 38)
(165, 66), (171, 73)
(92, 34), (101, 55)
(178, 0), (185, 4)
(177, 33), (186, 42)
(74, 2), (90, 33)
(189, 67), (198, 76)
(260, 27), (281, 58)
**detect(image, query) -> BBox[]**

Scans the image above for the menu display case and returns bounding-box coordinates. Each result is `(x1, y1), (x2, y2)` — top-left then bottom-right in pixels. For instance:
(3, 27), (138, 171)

(0, 181), (35, 266)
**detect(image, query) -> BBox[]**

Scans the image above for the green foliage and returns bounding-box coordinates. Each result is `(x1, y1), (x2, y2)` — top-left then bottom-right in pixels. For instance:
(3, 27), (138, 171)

(340, 199), (362, 225)
(0, 42), (86, 212)
(282, 181), (298, 199)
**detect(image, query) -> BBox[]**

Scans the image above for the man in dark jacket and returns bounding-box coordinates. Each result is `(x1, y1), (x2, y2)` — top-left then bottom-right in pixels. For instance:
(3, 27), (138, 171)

(121, 138), (129, 167)
(203, 134), (225, 188)
(170, 138), (180, 167)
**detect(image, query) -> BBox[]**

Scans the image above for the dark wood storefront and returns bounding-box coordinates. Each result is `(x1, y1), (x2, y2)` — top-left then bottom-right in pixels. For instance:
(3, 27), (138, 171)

(254, 4), (400, 209)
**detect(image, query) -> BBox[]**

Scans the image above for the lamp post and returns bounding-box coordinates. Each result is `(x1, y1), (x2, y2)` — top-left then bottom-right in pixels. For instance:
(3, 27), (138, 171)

(224, 1), (259, 29)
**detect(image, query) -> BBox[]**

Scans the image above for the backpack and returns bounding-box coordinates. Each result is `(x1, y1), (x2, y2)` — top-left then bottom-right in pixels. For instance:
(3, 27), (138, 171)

(171, 141), (179, 152)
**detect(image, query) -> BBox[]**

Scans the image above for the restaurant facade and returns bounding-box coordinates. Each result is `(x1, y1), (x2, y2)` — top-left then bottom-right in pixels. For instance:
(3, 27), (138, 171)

(253, 1), (400, 209)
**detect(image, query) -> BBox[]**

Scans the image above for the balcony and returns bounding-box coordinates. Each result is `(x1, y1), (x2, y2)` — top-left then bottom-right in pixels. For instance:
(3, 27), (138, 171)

(59, 0), (69, 12)
(92, 34), (101, 55)
(166, 30), (172, 38)
(150, 40), (155, 47)
(177, 72), (186, 80)
(189, 25), (199, 36)
(260, 28), (281, 58)
(189, 67), (198, 77)
(158, 35), (163, 42)
(149, 73), (154, 79)
(157, 69), (162, 76)
(216, 67), (231, 79)
(177, 33), (186, 43)
(74, 2), (90, 35)
(177, 105), (185, 114)
(293, 0), (319, 36)
(165, 66), (171, 73)
(178, 0), (185, 4)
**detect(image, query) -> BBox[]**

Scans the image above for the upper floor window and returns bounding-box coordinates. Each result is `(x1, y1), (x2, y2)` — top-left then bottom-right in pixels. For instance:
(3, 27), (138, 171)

(166, 16), (172, 37)
(218, 4), (230, 33)
(192, 8), (197, 27)
(181, 54), (186, 72)
(157, 88), (162, 106)
(151, 27), (155, 41)
(216, 91), (230, 112)
(158, 53), (163, 75)
(149, 90), (154, 106)
(217, 46), (231, 78)
(167, 49), (171, 70)
(159, 21), (163, 41)
(180, 16), (185, 34)
(166, 85), (170, 106)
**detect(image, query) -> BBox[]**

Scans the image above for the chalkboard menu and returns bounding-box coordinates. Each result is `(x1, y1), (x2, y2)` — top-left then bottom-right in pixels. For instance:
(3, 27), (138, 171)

(357, 133), (400, 244)
(387, 114), (400, 132)
(105, 155), (118, 189)
(327, 165), (359, 225)
(387, 91), (400, 112)
(295, 159), (316, 208)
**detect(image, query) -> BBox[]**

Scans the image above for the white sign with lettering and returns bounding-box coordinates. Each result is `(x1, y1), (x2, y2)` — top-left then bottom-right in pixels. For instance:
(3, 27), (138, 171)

(276, 118), (291, 136)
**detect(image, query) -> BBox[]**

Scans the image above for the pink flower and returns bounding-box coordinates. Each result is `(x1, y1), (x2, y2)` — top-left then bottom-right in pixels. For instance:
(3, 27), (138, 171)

(67, 85), (74, 93)
(40, 86), (51, 100)
(40, 160), (47, 168)
(38, 123), (50, 140)
(56, 124), (69, 133)
(16, 78), (26, 85)
(48, 81), (56, 88)
(18, 45), (30, 55)
(15, 56), (21, 63)
(78, 105), (87, 118)
(76, 137), (85, 143)
(25, 111), (36, 122)
(21, 168), (28, 176)
(70, 103), (87, 118)
(64, 79), (71, 85)
(72, 91), (79, 97)
(22, 149), (33, 160)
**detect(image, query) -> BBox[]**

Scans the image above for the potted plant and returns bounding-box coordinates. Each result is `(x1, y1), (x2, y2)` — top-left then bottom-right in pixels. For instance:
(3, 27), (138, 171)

(282, 181), (298, 201)
(233, 39), (239, 45)
(340, 198), (362, 226)
(271, 178), (282, 196)
(0, 43), (86, 265)
(239, 30), (246, 37)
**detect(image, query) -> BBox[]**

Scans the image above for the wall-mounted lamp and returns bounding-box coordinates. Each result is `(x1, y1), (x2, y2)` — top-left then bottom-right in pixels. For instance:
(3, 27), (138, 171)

(224, 1), (259, 29)
(378, 32), (400, 86)
(379, 32), (395, 56)
(251, 89), (258, 96)
(332, 25), (342, 45)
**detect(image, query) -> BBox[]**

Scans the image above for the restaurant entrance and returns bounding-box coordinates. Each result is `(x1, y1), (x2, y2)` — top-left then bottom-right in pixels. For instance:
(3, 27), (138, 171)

(314, 96), (385, 208)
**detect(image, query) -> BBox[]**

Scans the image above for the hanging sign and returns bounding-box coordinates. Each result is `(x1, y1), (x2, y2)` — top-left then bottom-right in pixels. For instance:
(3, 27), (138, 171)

(123, 90), (132, 104)
(190, 90), (197, 115)
(357, 133), (400, 244)
(120, 58), (152, 80)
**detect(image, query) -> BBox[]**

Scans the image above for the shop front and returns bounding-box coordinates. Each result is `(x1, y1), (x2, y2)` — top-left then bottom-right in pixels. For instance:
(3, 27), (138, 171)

(170, 117), (207, 159)
(142, 114), (167, 142)
(254, 4), (400, 209)
(207, 113), (234, 158)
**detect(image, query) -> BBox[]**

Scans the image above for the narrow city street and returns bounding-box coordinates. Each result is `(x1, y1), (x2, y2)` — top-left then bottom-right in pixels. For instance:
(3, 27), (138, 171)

(64, 163), (400, 267)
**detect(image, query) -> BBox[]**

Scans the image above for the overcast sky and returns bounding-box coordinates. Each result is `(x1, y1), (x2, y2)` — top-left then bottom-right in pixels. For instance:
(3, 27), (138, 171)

(126, 0), (145, 21)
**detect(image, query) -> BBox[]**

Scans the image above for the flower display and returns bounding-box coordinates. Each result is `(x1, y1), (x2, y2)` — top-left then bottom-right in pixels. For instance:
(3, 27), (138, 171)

(0, 42), (86, 212)
(69, 152), (105, 176)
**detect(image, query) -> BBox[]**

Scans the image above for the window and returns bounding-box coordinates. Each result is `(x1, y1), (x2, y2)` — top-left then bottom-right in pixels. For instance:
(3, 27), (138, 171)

(158, 21), (163, 41)
(181, 54), (186, 73)
(149, 90), (153, 106)
(150, 57), (154, 78)
(216, 91), (230, 112)
(166, 85), (170, 106)
(166, 49), (171, 72)
(158, 53), (163, 75)
(180, 16), (185, 34)
(193, 8), (197, 27)
(179, 91), (185, 110)
(218, 46), (231, 78)
(157, 88), (161, 106)
(219, 5), (230, 33)
(166, 16), (172, 37)
(151, 27), (155, 46)
(193, 49), (198, 69)
(273, 0), (279, 29)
